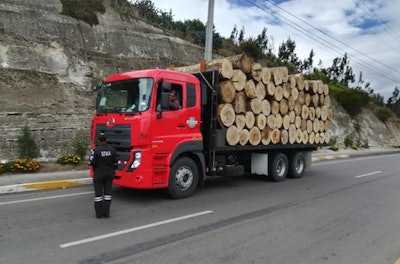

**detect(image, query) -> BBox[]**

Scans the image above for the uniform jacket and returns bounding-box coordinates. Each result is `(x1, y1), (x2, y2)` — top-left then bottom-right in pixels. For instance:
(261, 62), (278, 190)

(90, 143), (117, 180)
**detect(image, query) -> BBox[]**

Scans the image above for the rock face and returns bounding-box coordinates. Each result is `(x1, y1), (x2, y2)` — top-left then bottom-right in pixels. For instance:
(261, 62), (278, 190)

(0, 0), (205, 159)
(0, 0), (399, 160)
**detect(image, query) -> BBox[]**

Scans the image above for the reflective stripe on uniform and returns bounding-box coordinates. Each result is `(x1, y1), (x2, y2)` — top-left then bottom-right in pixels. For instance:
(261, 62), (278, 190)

(94, 196), (103, 202)
(104, 195), (112, 201)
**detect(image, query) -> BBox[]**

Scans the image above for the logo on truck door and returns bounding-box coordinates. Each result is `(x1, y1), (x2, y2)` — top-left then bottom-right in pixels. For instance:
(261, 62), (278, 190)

(186, 116), (198, 128)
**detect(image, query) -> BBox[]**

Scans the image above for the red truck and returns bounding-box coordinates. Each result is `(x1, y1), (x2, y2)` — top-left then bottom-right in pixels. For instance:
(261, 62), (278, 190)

(91, 68), (325, 198)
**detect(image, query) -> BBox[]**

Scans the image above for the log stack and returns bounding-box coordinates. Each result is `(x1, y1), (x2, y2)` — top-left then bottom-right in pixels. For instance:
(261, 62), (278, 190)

(174, 54), (333, 147)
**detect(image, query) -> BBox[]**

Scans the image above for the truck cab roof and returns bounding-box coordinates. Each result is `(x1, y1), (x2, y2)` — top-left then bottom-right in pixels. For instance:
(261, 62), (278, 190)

(105, 69), (200, 84)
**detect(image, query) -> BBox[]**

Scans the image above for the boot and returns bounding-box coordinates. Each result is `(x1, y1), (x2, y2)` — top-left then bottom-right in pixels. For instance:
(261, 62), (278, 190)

(103, 196), (112, 218)
(94, 201), (103, 218)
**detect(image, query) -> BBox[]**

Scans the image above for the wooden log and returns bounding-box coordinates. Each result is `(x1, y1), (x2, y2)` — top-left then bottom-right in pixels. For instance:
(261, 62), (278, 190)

(261, 99), (271, 115)
(239, 128), (250, 146)
(291, 87), (299, 100)
(305, 93), (311, 106)
(217, 103), (235, 127)
(295, 115), (302, 128)
(244, 79), (257, 98)
(266, 81), (275, 97)
(266, 115), (276, 129)
(312, 94), (319, 107)
(218, 81), (236, 103)
(283, 82), (291, 99)
(255, 81), (266, 99)
(261, 127), (271, 145)
(320, 106), (328, 121)
(282, 114), (290, 130)
(313, 119), (320, 133)
(309, 107), (316, 121)
(309, 132), (315, 144)
(281, 129), (289, 144)
(248, 98), (262, 114)
(288, 95), (295, 111)
(275, 114), (283, 129)
(301, 130), (308, 144)
(251, 63), (262, 82)
(295, 74), (305, 90)
(271, 101), (280, 115)
(288, 124), (296, 144)
(249, 127), (261, 146)
(323, 84), (329, 96)
(231, 53), (253, 74)
(306, 120), (313, 133)
(226, 125), (240, 146)
(245, 111), (255, 129)
(233, 91), (247, 114)
(235, 114), (246, 131)
(296, 128), (302, 143)
(294, 101), (302, 116)
(271, 128), (281, 144)
(280, 98), (289, 116)
(256, 114), (267, 130)
(274, 85), (284, 101)
(231, 69), (246, 91)
(261, 67), (271, 84)
(220, 59), (234, 79)
(288, 74), (297, 89)
(289, 111), (295, 124)
(301, 105), (309, 120)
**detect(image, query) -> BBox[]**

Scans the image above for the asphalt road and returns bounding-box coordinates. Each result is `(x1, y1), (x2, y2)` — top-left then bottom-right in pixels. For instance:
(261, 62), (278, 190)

(1, 153), (400, 264)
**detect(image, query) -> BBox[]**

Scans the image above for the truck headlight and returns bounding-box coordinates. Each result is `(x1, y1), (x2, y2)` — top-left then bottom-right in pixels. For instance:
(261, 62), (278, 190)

(126, 151), (142, 172)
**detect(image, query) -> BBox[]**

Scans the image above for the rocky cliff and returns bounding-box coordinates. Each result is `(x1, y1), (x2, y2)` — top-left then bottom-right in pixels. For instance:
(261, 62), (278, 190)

(0, 0), (398, 160)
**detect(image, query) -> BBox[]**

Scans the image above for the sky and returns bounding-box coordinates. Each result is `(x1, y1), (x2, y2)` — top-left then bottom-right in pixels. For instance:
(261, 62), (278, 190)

(149, 0), (400, 101)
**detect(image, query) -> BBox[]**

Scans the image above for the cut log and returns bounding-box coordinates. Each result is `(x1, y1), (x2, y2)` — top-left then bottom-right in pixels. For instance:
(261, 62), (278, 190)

(279, 98), (289, 115)
(218, 81), (236, 103)
(309, 107), (316, 121)
(291, 87), (299, 100)
(248, 98), (262, 114)
(271, 101), (280, 115)
(320, 106), (328, 121)
(323, 84), (329, 96)
(295, 74), (305, 90)
(266, 81), (276, 97)
(305, 93), (311, 106)
(288, 124), (296, 144)
(231, 69), (247, 91)
(323, 95), (331, 107)
(244, 79), (257, 98)
(235, 114), (246, 131)
(296, 128), (302, 143)
(261, 67), (271, 84)
(275, 114), (283, 129)
(249, 127), (261, 146)
(271, 128), (281, 144)
(251, 63), (262, 82)
(266, 115), (276, 129)
(226, 125), (240, 146)
(309, 132), (315, 144)
(301, 130), (308, 144)
(289, 110), (295, 124)
(312, 94), (319, 107)
(283, 82), (291, 99)
(281, 129), (289, 144)
(261, 127), (272, 145)
(220, 59), (234, 79)
(239, 128), (250, 146)
(261, 99), (271, 115)
(301, 105), (309, 120)
(313, 119), (320, 133)
(283, 114), (290, 130)
(274, 85), (284, 101)
(288, 95), (295, 111)
(233, 91), (247, 114)
(217, 103), (235, 127)
(306, 120), (313, 133)
(288, 75), (297, 89)
(245, 111), (255, 129)
(295, 115), (301, 128)
(294, 101), (302, 116)
(255, 81), (266, 99)
(271, 68), (283, 85)
(256, 114), (267, 130)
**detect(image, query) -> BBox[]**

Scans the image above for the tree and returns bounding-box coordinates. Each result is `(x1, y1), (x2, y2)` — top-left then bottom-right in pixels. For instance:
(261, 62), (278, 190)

(17, 124), (39, 159)
(256, 27), (271, 54)
(387, 87), (399, 109)
(327, 53), (355, 87)
(238, 26), (245, 44)
(278, 37), (300, 69)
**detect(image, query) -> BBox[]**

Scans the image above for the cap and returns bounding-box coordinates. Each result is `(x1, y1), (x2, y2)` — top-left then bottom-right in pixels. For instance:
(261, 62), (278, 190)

(98, 133), (107, 141)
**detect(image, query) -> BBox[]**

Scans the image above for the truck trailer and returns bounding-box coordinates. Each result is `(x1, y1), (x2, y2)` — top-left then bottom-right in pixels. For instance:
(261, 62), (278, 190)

(91, 67), (329, 198)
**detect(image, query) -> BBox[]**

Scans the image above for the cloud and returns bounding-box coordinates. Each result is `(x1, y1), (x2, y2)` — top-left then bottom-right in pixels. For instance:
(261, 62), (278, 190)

(151, 0), (400, 100)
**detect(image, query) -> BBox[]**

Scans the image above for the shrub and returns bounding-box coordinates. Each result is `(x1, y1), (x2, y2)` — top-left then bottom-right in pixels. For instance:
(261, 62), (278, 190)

(17, 124), (39, 159)
(239, 38), (263, 59)
(72, 129), (90, 160)
(344, 134), (353, 148)
(2, 159), (40, 173)
(330, 85), (369, 116)
(57, 154), (82, 165)
(375, 107), (392, 123)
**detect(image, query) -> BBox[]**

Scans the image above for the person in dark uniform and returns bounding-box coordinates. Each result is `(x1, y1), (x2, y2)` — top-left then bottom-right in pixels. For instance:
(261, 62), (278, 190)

(89, 133), (117, 219)
(169, 89), (181, 110)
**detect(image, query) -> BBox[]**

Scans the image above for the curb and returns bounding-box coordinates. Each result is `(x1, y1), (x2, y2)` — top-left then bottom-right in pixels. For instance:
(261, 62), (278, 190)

(311, 154), (350, 162)
(0, 177), (92, 194)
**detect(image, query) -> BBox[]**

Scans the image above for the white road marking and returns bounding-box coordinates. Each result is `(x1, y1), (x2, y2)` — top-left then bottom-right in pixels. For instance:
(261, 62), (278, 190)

(0, 191), (92, 205)
(355, 170), (382, 178)
(60, 210), (214, 248)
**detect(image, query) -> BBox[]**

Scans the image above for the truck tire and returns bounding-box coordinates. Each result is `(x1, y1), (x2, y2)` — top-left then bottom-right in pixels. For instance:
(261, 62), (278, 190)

(268, 152), (288, 182)
(167, 157), (199, 199)
(288, 151), (305, 178)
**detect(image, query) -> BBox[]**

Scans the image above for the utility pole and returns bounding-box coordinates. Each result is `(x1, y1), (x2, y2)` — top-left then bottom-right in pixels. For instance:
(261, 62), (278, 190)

(204, 0), (214, 62)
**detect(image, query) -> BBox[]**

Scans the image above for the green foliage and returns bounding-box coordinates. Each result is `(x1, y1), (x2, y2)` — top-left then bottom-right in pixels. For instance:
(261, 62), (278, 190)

(344, 134), (353, 148)
(17, 124), (39, 159)
(375, 107), (392, 123)
(0, 159), (40, 174)
(60, 0), (105, 26)
(57, 154), (82, 165)
(71, 129), (90, 160)
(304, 69), (329, 84)
(330, 84), (369, 116)
(239, 38), (263, 59)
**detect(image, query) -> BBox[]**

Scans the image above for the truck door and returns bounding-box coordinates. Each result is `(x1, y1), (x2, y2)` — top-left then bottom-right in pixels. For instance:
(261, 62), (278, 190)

(151, 80), (201, 154)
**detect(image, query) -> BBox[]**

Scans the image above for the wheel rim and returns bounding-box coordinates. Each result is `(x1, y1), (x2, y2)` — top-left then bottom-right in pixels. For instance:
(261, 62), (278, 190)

(295, 158), (304, 173)
(174, 166), (193, 191)
(276, 159), (287, 177)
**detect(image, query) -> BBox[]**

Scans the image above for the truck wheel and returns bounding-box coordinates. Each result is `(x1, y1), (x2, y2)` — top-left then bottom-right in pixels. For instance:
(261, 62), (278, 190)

(268, 152), (288, 182)
(288, 152), (305, 178)
(168, 157), (199, 199)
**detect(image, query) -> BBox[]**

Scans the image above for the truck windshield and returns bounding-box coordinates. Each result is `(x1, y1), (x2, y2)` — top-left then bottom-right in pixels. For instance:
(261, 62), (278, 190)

(97, 78), (153, 113)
